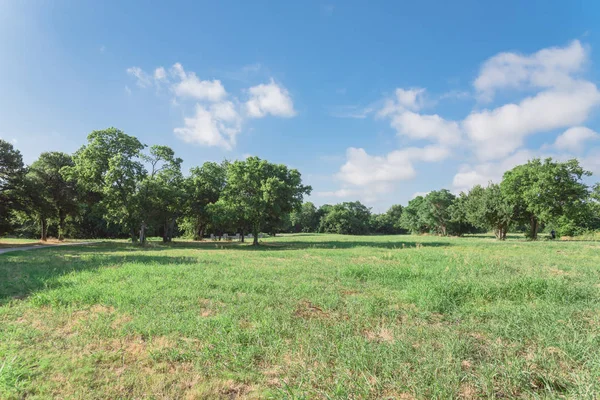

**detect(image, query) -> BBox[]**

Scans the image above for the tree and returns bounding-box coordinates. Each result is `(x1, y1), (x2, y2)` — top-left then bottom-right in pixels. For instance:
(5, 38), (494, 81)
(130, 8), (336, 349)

(0, 140), (26, 235)
(464, 184), (514, 240)
(386, 204), (405, 233)
(448, 193), (479, 236)
(420, 190), (456, 236)
(68, 128), (146, 242)
(138, 145), (183, 244)
(27, 152), (79, 240)
(218, 157), (311, 245)
(400, 196), (428, 234)
(502, 158), (590, 240)
(319, 201), (371, 235)
(290, 202), (319, 232)
(21, 172), (55, 240)
(181, 161), (227, 240)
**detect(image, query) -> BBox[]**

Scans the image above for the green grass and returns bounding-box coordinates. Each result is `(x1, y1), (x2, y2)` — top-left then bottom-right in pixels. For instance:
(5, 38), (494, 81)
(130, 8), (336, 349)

(1, 234), (599, 399)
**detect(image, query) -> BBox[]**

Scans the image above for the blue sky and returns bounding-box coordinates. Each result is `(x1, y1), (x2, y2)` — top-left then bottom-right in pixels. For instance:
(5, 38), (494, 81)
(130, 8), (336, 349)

(1, 1), (600, 212)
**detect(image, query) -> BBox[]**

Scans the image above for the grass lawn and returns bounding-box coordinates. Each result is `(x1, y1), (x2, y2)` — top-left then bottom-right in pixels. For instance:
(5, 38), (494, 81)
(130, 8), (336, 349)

(1, 234), (599, 399)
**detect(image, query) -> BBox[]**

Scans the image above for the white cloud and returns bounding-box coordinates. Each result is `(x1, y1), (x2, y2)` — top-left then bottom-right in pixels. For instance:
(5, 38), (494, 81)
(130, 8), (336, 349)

(390, 111), (462, 145)
(474, 40), (587, 101)
(245, 79), (296, 118)
(452, 149), (534, 193)
(126, 67), (152, 88)
(581, 148), (600, 175)
(379, 88), (426, 117)
(378, 88), (462, 146)
(337, 145), (449, 187)
(126, 63), (297, 149)
(463, 81), (600, 160)
(174, 102), (241, 150)
(554, 126), (599, 153)
(170, 63), (226, 102)
(154, 67), (167, 81)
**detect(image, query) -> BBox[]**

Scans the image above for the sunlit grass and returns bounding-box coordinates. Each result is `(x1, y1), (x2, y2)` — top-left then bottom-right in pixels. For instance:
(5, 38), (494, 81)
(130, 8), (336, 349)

(1, 234), (599, 398)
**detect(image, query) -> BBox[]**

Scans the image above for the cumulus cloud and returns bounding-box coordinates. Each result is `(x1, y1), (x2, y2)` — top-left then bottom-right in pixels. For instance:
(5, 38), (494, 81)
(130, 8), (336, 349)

(327, 40), (600, 204)
(126, 64), (297, 149)
(174, 102), (242, 150)
(554, 126), (599, 153)
(378, 88), (462, 146)
(463, 81), (600, 160)
(451, 149), (535, 193)
(169, 63), (227, 102)
(474, 40), (587, 102)
(336, 145), (449, 187)
(391, 111), (462, 145)
(245, 79), (296, 118)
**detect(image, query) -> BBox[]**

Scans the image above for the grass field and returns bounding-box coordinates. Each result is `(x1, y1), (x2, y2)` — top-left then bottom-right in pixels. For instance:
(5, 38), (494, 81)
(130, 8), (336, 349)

(1, 234), (599, 399)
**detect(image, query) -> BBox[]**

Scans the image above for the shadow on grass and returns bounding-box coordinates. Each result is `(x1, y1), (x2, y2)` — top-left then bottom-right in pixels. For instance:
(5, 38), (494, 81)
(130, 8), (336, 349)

(137, 239), (453, 251)
(0, 239), (452, 304)
(0, 246), (202, 305)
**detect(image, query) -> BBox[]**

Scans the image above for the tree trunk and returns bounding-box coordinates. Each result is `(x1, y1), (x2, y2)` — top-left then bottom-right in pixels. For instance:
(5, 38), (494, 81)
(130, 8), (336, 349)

(130, 226), (137, 243)
(40, 217), (48, 241)
(58, 213), (66, 241)
(194, 224), (204, 241)
(163, 219), (168, 243)
(530, 216), (538, 240)
(252, 225), (259, 246)
(139, 222), (146, 245)
(240, 229), (244, 243)
(168, 217), (175, 242)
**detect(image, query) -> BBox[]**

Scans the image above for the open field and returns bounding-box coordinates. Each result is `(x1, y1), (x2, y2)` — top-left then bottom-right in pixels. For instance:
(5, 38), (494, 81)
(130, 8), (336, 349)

(1, 234), (600, 399)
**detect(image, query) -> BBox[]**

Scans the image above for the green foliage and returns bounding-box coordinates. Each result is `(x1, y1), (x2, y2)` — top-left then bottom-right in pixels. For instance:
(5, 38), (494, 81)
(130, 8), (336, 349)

(319, 201), (371, 234)
(463, 184), (514, 239)
(289, 202), (319, 232)
(370, 204), (406, 234)
(69, 128), (146, 241)
(25, 152), (79, 240)
(400, 196), (428, 234)
(502, 158), (591, 240)
(419, 190), (456, 236)
(181, 161), (227, 240)
(216, 157), (311, 245)
(0, 140), (26, 235)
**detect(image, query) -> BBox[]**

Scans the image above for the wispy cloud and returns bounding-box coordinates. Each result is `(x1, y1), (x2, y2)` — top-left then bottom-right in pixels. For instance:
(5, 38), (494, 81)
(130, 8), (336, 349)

(329, 105), (374, 119)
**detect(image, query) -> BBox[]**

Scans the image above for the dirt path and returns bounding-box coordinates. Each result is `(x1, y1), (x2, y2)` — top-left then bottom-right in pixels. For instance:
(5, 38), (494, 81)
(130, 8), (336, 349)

(0, 242), (101, 255)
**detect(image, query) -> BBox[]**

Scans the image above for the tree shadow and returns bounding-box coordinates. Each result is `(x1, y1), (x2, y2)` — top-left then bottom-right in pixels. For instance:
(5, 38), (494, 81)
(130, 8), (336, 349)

(140, 239), (453, 251)
(0, 246), (201, 305)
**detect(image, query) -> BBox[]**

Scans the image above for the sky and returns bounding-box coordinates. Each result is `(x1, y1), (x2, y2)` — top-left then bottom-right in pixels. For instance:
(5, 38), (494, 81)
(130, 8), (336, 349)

(1, 0), (600, 212)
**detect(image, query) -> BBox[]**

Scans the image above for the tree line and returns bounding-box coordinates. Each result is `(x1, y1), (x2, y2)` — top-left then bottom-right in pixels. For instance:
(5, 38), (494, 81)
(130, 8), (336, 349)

(0, 128), (310, 246)
(287, 159), (600, 240)
(2, 129), (599, 243)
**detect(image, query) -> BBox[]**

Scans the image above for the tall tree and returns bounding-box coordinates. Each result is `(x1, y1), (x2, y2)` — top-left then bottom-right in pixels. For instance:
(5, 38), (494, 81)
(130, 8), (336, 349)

(420, 190), (456, 236)
(67, 128), (146, 242)
(400, 196), (428, 234)
(28, 152), (79, 240)
(290, 202), (319, 233)
(181, 161), (227, 240)
(502, 158), (590, 240)
(138, 145), (183, 244)
(0, 140), (26, 235)
(319, 201), (371, 235)
(219, 157), (311, 245)
(464, 184), (514, 240)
